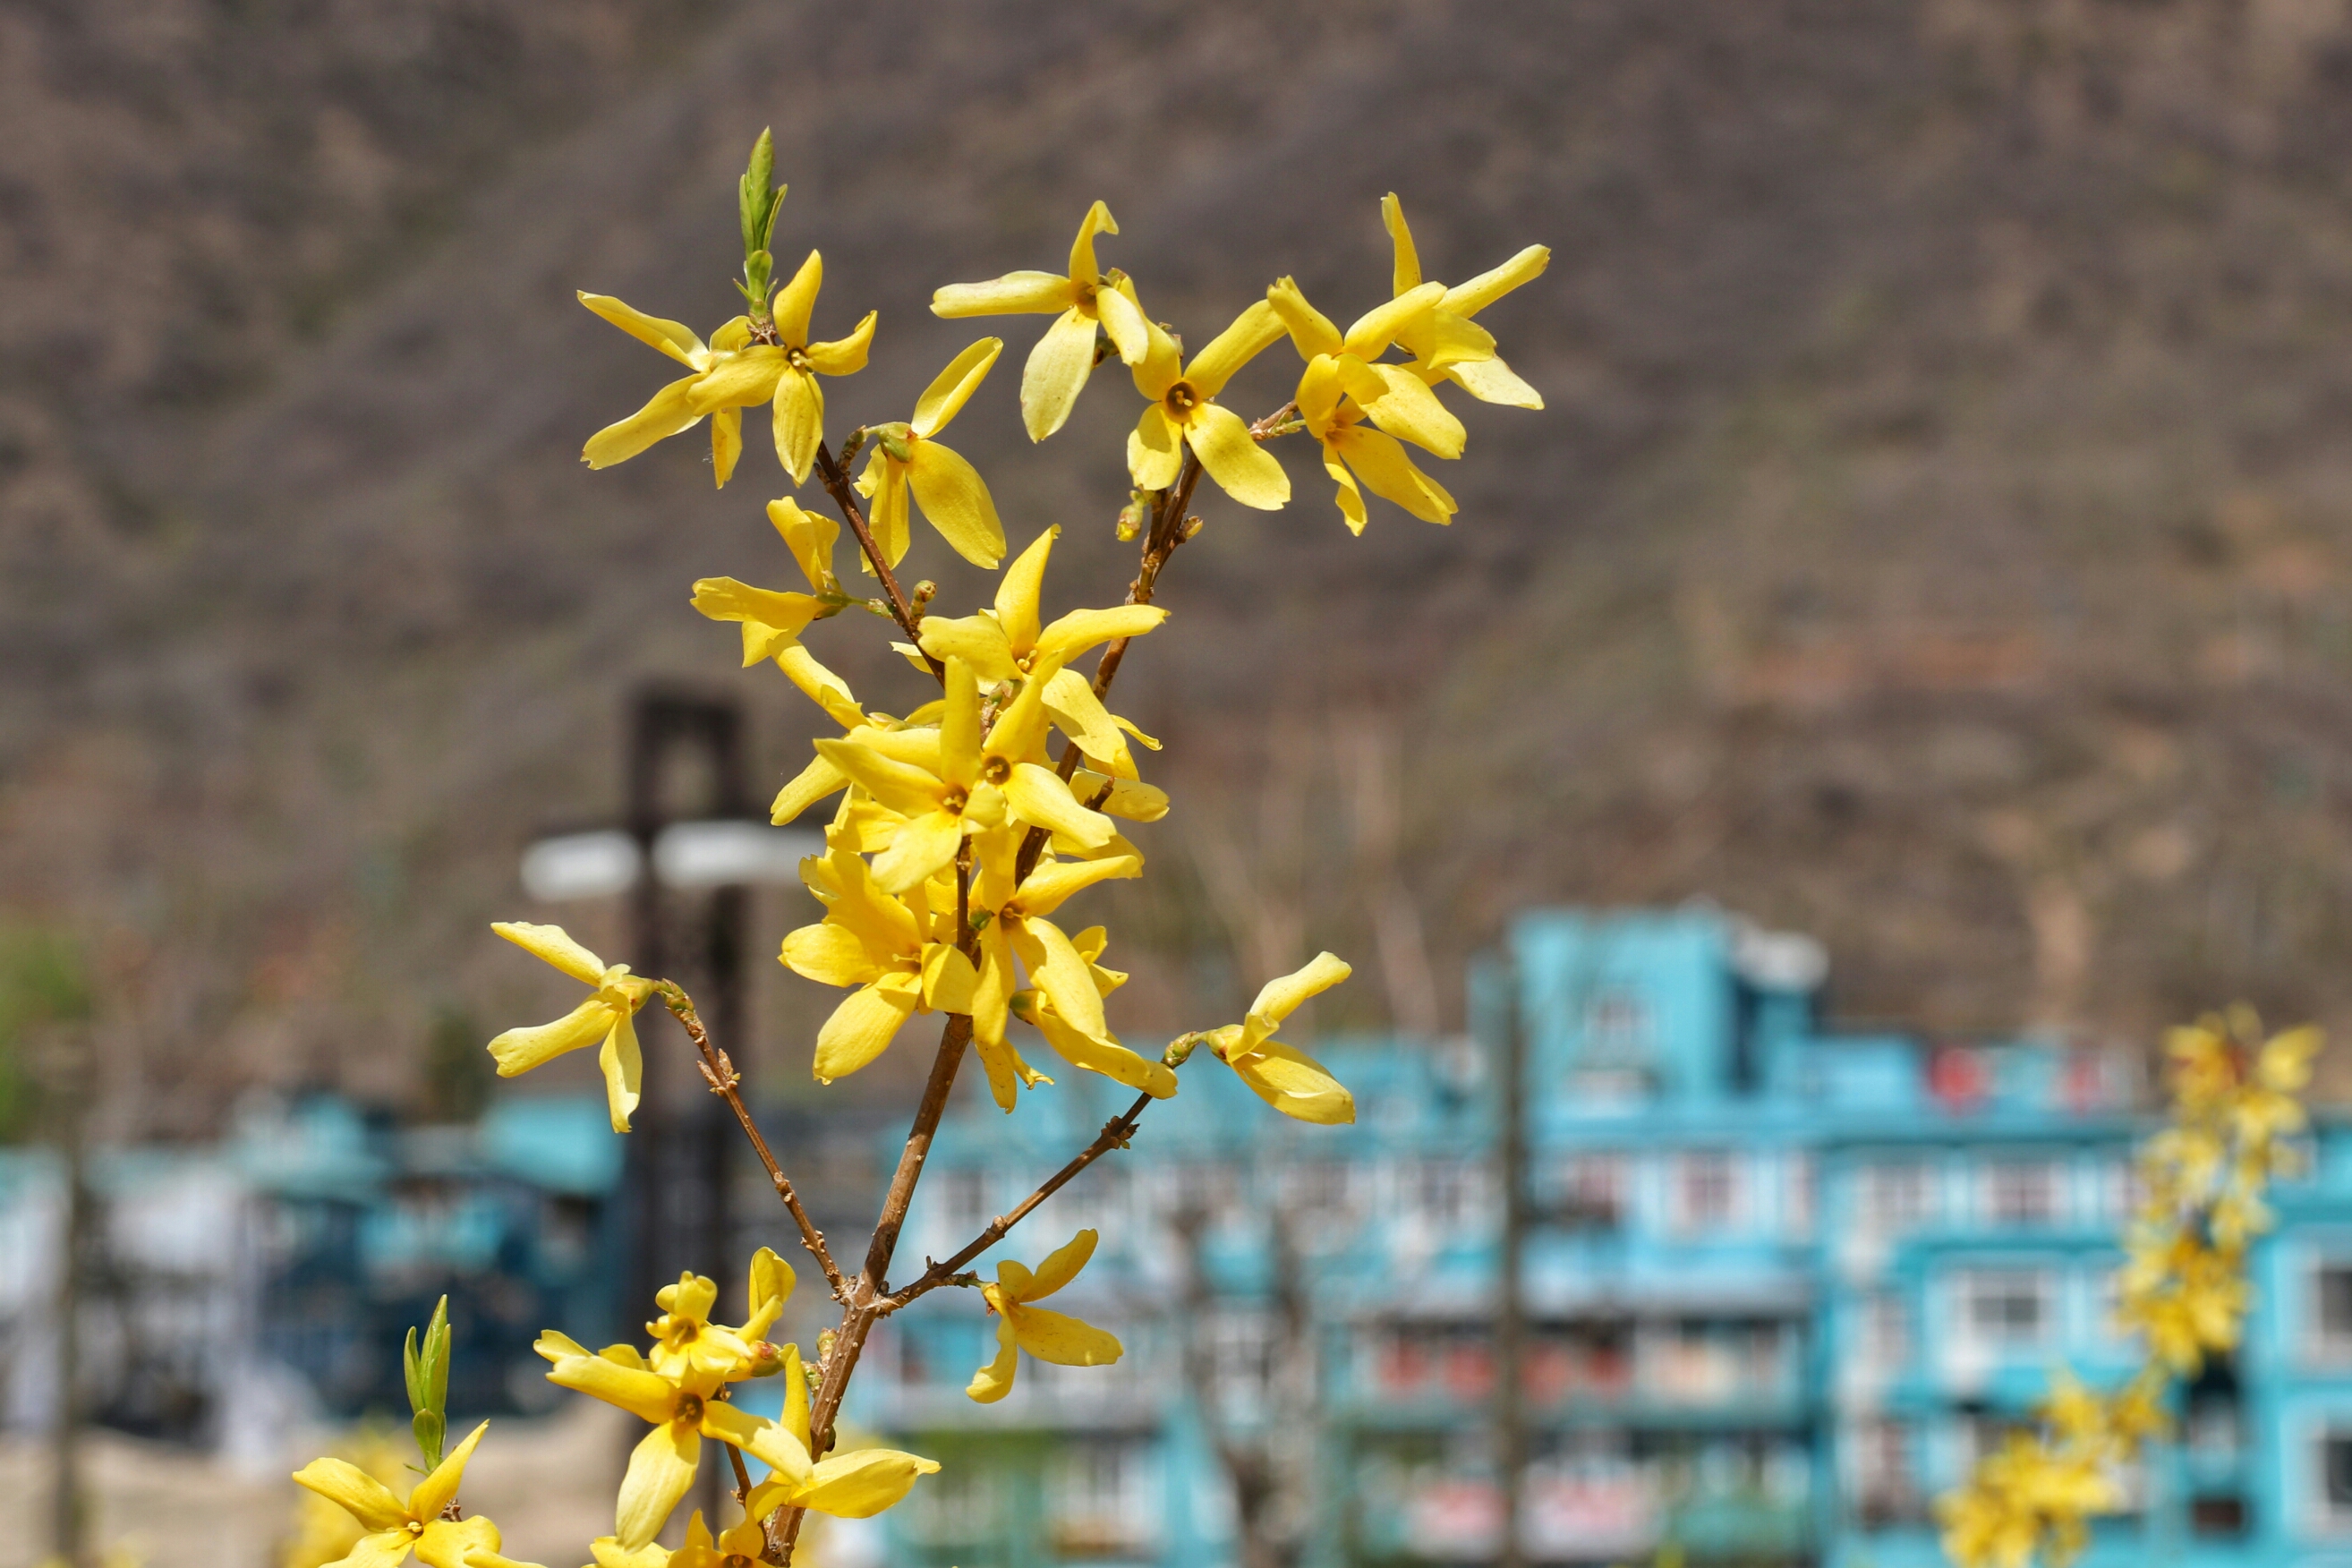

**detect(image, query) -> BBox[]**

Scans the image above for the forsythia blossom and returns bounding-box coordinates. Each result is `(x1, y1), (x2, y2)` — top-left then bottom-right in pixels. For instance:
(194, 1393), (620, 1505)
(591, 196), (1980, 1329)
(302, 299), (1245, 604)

(967, 1229), (1123, 1402)
(933, 200), (1153, 441)
(505, 149), (1552, 1564)
(291, 1422), (526, 1568)
(1936, 1009), (2318, 1568)
(1197, 952), (1357, 1125)
(485, 923), (656, 1133)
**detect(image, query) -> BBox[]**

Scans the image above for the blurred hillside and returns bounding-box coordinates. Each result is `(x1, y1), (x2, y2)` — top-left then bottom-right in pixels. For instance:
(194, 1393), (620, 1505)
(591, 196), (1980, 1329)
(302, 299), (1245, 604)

(10, 0), (2352, 1134)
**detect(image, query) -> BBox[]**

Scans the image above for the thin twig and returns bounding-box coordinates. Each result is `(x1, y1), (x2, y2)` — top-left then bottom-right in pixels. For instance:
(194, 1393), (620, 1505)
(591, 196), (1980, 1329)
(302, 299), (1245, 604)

(811, 438), (943, 678)
(655, 984), (849, 1304)
(882, 1090), (1154, 1312)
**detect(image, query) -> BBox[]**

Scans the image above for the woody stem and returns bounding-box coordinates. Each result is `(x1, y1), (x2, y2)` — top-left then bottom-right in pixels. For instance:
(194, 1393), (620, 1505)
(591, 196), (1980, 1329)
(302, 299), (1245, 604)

(813, 438), (944, 680)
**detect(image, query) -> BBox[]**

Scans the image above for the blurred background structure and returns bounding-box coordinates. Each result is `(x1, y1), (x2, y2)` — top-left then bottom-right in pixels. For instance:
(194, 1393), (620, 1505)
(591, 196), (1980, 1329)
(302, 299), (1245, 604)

(11, 0), (2352, 1564)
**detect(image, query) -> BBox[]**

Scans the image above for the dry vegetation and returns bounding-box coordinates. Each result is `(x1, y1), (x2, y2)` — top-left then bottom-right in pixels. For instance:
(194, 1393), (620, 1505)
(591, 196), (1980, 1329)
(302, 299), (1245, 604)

(10, 0), (2352, 1133)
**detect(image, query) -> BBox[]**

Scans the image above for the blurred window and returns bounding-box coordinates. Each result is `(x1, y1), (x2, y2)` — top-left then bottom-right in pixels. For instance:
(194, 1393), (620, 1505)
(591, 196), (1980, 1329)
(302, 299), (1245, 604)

(2322, 1432), (2352, 1521)
(1860, 1161), (1937, 1231)
(1956, 1268), (2054, 1351)
(2315, 1263), (2352, 1360)
(1046, 1439), (1160, 1557)
(1674, 1152), (1743, 1232)
(1559, 1152), (1629, 1226)
(1981, 1159), (2063, 1227)
(1862, 1291), (1911, 1375)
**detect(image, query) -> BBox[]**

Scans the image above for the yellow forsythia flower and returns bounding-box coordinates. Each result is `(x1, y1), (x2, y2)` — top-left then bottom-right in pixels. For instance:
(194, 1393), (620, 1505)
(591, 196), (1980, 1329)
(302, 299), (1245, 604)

(1126, 303), (1291, 508)
(1380, 192), (1550, 408)
(932, 200), (1153, 440)
(677, 250), (874, 483)
(484, 923), (656, 1133)
(854, 339), (1007, 568)
(1203, 952), (1357, 1124)
(781, 838), (979, 1083)
(292, 1422), (520, 1568)
(967, 1229), (1122, 1402)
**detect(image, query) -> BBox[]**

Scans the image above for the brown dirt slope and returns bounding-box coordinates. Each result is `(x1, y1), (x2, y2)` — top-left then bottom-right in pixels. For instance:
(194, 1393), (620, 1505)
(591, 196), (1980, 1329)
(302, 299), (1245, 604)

(12, 0), (2352, 1129)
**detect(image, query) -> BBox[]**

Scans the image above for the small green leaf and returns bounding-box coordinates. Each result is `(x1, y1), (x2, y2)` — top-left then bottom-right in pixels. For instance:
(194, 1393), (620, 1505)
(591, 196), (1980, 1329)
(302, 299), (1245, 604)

(739, 128), (775, 260)
(405, 1296), (452, 1470)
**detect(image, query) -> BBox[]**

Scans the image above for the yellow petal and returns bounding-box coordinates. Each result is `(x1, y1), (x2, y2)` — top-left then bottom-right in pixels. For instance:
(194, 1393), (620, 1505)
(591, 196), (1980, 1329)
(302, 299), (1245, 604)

(1011, 854), (1141, 916)
(814, 846), (920, 959)
(1011, 917), (1106, 1040)
(1266, 277), (1342, 361)
(691, 578), (822, 644)
(971, 1027), (1027, 1110)
(583, 1539), (668, 1568)
(703, 1401), (812, 1487)
(904, 440), (1006, 569)
(791, 1449), (942, 1519)
(921, 942), (979, 1012)
(1245, 950), (1352, 1038)
(771, 250), (822, 348)
(994, 526), (1057, 654)
(599, 1012), (643, 1133)
(780, 922), (882, 986)
(1184, 403), (1290, 509)
(578, 293), (705, 367)
(804, 310), (877, 377)
(932, 271), (1077, 317)
(1019, 306), (1101, 442)
(1005, 763), (1113, 849)
(871, 808), (964, 896)
(971, 926), (1015, 1049)
(1381, 193), (1422, 295)
(916, 612), (1019, 683)
(981, 656), (1058, 764)
(940, 656), (983, 791)
(771, 752), (848, 825)
(1034, 605), (1164, 663)
(408, 1421), (491, 1521)
(1128, 404), (1184, 490)
(488, 1000), (612, 1078)
(1229, 1036), (1357, 1125)
(911, 338), (1001, 439)
(1069, 769), (1169, 822)
(771, 368), (824, 485)
(1342, 280), (1445, 360)
(767, 497), (840, 592)
(1025, 1229), (1099, 1300)
(814, 739), (943, 820)
(415, 1516), (500, 1568)
(779, 1342), (811, 1451)
(1331, 425), (1455, 524)
(1095, 279), (1151, 365)
(1357, 363), (1466, 458)
(1443, 243), (1552, 317)
(684, 347), (787, 413)
(777, 645), (865, 729)
(1295, 354), (1345, 432)
(711, 405), (742, 489)
(1446, 353), (1543, 409)
(860, 454), (911, 568)
(966, 1317), (1019, 1403)
(1020, 999), (1177, 1097)
(1129, 320), (1183, 400)
(291, 1459), (410, 1532)
(1323, 441), (1369, 535)
(326, 1530), (418, 1568)
(744, 1246), (795, 1338)
(1068, 200), (1117, 282)
(615, 1422), (699, 1550)
(584, 378), (703, 469)
(1186, 299), (1287, 396)
(1007, 1303), (1122, 1366)
(491, 921), (607, 985)
(813, 981), (920, 1082)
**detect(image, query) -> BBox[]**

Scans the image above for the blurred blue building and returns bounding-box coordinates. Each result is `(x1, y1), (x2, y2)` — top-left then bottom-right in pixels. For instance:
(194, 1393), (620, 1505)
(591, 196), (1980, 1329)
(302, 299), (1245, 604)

(853, 906), (2352, 1568)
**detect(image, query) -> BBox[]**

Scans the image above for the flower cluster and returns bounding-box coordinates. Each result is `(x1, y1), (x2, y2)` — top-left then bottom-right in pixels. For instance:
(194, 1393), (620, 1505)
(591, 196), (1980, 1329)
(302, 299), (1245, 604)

(291, 132), (1547, 1564)
(1936, 1010), (2319, 1568)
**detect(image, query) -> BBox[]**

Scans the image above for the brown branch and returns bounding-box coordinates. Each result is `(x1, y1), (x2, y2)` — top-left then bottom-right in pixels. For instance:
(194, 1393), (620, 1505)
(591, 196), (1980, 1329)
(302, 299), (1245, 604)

(655, 984), (849, 1305)
(811, 438), (944, 679)
(881, 1090), (1155, 1312)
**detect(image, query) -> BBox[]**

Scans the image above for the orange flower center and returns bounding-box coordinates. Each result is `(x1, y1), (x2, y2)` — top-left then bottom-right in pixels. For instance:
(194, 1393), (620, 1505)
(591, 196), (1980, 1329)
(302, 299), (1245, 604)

(676, 1393), (704, 1423)
(983, 757), (1010, 786)
(1163, 381), (1197, 417)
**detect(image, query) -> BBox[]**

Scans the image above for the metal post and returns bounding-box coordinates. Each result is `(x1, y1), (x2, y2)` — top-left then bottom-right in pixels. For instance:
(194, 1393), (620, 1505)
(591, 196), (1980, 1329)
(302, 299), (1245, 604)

(51, 1072), (88, 1567)
(621, 688), (748, 1525)
(1496, 960), (1529, 1568)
